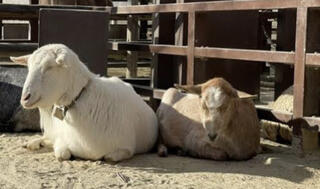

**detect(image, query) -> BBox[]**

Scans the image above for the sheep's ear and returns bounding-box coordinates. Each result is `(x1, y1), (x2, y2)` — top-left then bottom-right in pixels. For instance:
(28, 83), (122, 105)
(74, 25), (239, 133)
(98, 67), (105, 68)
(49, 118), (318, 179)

(10, 55), (30, 66)
(174, 84), (202, 94)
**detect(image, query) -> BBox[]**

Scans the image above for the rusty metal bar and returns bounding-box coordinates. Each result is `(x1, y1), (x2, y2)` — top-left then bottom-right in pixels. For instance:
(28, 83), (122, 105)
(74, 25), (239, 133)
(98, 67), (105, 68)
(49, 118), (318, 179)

(293, 7), (308, 118)
(187, 11), (195, 85)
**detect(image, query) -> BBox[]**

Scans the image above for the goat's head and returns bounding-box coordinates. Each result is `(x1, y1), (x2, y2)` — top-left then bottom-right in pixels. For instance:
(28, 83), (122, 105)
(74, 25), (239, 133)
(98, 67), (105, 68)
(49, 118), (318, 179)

(10, 44), (79, 109)
(175, 78), (238, 139)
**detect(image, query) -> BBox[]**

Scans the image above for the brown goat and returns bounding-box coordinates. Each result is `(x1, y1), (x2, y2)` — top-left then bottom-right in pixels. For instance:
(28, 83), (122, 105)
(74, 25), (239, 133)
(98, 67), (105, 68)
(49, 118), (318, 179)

(157, 77), (261, 160)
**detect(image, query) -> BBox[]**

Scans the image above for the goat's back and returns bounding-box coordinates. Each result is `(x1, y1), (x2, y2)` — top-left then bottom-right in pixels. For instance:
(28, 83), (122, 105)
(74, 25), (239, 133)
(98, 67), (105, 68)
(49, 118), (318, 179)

(157, 88), (204, 149)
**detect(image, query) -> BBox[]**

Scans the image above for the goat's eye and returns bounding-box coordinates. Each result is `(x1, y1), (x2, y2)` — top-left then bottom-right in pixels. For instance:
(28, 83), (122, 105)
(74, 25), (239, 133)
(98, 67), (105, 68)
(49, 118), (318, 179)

(42, 66), (53, 73)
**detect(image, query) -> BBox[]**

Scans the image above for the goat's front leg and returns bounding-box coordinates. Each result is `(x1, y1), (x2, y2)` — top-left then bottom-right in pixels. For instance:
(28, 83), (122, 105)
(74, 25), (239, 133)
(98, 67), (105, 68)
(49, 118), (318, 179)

(187, 139), (228, 161)
(23, 136), (52, 151)
(54, 139), (71, 161)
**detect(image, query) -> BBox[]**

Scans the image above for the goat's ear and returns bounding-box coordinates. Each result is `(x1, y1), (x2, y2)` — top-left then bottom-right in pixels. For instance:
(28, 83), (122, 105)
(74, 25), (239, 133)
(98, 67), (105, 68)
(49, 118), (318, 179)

(10, 55), (30, 66)
(237, 90), (257, 100)
(55, 50), (67, 66)
(174, 84), (202, 94)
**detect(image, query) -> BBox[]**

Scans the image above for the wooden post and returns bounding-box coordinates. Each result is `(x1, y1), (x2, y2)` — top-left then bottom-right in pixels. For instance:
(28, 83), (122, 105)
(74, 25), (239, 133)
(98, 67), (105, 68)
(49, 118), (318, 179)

(0, 0), (2, 40)
(140, 0), (148, 40)
(151, 0), (160, 88)
(187, 11), (195, 85)
(175, 0), (185, 85)
(29, 0), (39, 43)
(126, 0), (139, 78)
(149, 0), (160, 110)
(292, 7), (308, 155)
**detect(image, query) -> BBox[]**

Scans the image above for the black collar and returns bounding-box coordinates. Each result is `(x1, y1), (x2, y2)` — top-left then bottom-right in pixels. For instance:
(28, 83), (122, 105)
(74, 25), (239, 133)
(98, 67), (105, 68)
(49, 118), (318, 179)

(53, 81), (88, 120)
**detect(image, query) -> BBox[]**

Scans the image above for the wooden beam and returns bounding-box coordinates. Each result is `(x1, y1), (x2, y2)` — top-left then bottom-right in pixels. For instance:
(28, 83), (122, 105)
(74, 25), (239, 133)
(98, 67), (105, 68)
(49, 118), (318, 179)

(293, 7), (308, 118)
(195, 47), (295, 64)
(175, 0), (185, 85)
(0, 42), (37, 52)
(126, 0), (139, 78)
(292, 7), (308, 155)
(187, 11), (195, 85)
(112, 0), (318, 15)
(108, 42), (188, 56)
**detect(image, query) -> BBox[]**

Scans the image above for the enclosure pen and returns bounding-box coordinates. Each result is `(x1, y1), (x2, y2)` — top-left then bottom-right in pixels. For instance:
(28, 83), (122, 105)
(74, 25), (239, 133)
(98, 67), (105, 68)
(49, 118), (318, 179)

(1, 0), (320, 155)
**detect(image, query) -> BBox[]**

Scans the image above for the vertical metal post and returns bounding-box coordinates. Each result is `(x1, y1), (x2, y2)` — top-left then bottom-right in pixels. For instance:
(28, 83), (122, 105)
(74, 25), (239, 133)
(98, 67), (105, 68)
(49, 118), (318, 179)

(187, 11), (195, 85)
(292, 7), (308, 155)
(126, 0), (139, 78)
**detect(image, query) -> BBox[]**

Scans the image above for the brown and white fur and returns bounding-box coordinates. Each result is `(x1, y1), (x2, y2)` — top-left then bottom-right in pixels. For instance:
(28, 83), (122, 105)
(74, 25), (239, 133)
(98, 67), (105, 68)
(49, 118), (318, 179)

(157, 77), (260, 161)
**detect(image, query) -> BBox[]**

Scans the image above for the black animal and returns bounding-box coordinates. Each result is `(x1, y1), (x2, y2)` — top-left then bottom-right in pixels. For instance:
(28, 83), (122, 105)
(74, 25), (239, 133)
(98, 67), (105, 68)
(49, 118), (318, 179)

(0, 65), (40, 132)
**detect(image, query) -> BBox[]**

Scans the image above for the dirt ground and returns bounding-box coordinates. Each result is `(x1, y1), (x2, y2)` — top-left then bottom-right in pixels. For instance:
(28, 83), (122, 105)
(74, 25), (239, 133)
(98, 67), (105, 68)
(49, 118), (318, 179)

(0, 133), (319, 189)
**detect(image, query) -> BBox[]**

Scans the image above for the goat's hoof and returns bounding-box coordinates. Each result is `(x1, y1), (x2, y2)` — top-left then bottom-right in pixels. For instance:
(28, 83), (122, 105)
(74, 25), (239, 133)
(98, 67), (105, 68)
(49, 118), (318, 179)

(157, 145), (168, 157)
(25, 142), (41, 151)
(55, 149), (71, 161)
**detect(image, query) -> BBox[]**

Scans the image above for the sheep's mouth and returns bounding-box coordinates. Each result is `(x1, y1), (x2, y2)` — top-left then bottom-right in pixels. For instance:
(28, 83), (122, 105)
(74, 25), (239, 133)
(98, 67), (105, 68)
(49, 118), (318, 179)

(22, 96), (41, 109)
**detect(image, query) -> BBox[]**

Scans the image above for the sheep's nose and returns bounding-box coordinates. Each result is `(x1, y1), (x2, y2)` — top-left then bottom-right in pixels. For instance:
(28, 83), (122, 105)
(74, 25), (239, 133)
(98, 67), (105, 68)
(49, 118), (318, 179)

(22, 93), (31, 101)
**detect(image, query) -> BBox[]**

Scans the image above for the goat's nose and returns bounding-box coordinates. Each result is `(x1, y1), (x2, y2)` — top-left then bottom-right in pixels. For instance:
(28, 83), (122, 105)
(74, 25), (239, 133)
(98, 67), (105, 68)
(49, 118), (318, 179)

(22, 93), (31, 101)
(208, 133), (217, 141)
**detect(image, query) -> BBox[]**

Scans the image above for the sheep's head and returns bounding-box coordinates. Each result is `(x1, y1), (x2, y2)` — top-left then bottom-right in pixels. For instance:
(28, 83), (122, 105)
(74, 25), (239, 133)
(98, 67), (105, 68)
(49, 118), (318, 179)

(10, 44), (78, 109)
(175, 78), (238, 140)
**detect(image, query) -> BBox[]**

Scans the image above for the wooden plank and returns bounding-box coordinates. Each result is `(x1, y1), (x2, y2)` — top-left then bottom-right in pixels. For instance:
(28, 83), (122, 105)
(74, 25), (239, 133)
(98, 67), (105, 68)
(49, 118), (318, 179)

(175, 0), (185, 85)
(126, 0), (139, 78)
(292, 7), (308, 155)
(187, 11), (195, 85)
(0, 0), (319, 17)
(109, 42), (188, 56)
(112, 0), (315, 15)
(108, 61), (150, 68)
(293, 7), (308, 118)
(195, 47), (296, 64)
(306, 53), (320, 66)
(0, 42), (38, 52)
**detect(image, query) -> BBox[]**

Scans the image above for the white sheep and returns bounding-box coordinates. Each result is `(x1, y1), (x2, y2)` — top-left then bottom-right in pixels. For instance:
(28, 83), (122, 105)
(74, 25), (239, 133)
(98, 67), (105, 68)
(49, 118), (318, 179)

(10, 44), (158, 161)
(157, 78), (261, 160)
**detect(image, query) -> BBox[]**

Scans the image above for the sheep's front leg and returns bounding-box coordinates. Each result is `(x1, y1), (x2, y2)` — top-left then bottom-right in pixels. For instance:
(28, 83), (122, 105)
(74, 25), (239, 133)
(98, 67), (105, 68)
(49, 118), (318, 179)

(54, 139), (71, 161)
(104, 149), (133, 162)
(23, 136), (52, 151)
